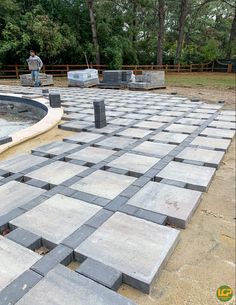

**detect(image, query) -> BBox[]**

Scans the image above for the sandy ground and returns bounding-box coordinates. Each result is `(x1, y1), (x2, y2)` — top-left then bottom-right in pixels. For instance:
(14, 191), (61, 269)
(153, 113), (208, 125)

(155, 87), (235, 110)
(0, 84), (235, 305)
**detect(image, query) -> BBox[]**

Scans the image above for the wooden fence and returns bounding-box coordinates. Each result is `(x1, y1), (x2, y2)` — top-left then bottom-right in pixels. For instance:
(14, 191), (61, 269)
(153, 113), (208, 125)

(0, 62), (233, 79)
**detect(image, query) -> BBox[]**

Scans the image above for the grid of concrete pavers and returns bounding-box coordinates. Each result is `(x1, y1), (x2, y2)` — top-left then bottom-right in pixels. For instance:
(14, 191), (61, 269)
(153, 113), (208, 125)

(0, 85), (235, 304)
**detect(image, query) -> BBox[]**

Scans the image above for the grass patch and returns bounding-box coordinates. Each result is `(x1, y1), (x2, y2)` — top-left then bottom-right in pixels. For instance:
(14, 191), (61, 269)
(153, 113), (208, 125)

(166, 72), (235, 89)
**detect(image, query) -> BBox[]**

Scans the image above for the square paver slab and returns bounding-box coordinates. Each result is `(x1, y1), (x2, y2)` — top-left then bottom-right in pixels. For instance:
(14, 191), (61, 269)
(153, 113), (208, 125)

(117, 128), (151, 139)
(0, 181), (45, 216)
(133, 141), (176, 157)
(0, 236), (40, 290)
(208, 121), (236, 130)
(176, 147), (225, 168)
(75, 212), (180, 293)
(63, 132), (103, 144)
(176, 118), (204, 126)
(190, 136), (231, 151)
(60, 121), (92, 132)
(200, 128), (235, 139)
(27, 161), (87, 185)
(110, 118), (136, 126)
(32, 141), (79, 157)
(134, 121), (165, 130)
(108, 153), (160, 175)
(88, 125), (122, 134)
(147, 115), (174, 123)
(71, 170), (136, 200)
(11, 194), (101, 245)
(67, 147), (115, 164)
(0, 154), (47, 174)
(15, 265), (136, 305)
(165, 124), (198, 134)
(97, 136), (137, 150)
(156, 161), (216, 191)
(150, 132), (188, 144)
(127, 182), (202, 228)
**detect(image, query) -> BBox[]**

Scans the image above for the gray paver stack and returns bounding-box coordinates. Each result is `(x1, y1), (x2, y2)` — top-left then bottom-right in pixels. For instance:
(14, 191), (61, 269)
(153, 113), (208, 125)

(0, 84), (235, 304)
(129, 71), (165, 90)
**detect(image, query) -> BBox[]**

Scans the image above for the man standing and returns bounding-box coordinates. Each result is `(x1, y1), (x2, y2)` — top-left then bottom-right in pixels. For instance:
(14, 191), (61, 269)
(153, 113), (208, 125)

(27, 50), (43, 87)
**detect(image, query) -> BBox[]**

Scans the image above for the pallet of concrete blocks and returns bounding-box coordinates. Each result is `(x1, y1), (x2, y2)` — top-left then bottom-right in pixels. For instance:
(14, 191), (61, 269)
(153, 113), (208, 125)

(128, 71), (166, 90)
(20, 73), (54, 87)
(67, 69), (99, 87)
(97, 70), (135, 89)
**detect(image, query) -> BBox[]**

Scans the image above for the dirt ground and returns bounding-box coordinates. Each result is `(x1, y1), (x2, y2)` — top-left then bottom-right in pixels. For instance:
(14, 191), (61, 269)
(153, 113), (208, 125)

(0, 81), (235, 305)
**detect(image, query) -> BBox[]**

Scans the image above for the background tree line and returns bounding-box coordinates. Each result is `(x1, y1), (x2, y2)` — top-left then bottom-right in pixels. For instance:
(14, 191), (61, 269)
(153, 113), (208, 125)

(0, 0), (235, 68)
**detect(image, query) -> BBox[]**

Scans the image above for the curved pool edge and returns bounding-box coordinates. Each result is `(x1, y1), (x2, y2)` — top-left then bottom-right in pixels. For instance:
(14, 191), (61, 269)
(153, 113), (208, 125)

(0, 93), (63, 154)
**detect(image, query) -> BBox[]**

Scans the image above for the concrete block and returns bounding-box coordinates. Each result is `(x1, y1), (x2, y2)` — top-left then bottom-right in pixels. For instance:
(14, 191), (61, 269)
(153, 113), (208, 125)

(61, 224), (96, 249)
(31, 245), (73, 276)
(76, 258), (122, 291)
(135, 209), (167, 225)
(0, 208), (25, 233)
(85, 210), (113, 229)
(49, 93), (61, 108)
(0, 136), (12, 145)
(6, 228), (41, 250)
(105, 196), (128, 212)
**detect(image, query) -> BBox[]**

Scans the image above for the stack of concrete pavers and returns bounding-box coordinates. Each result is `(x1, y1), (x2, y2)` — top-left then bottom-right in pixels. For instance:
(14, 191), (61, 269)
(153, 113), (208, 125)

(129, 71), (165, 90)
(97, 70), (134, 89)
(67, 69), (99, 87)
(20, 73), (54, 87)
(93, 99), (107, 129)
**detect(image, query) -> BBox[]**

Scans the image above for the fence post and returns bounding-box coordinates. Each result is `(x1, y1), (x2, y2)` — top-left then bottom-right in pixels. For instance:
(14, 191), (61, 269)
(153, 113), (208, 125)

(227, 64), (232, 73)
(211, 62), (215, 72)
(15, 65), (19, 79)
(165, 64), (168, 72)
(201, 63), (204, 72)
(42, 65), (46, 74)
(66, 64), (69, 72)
(177, 64), (180, 72)
(190, 64), (192, 72)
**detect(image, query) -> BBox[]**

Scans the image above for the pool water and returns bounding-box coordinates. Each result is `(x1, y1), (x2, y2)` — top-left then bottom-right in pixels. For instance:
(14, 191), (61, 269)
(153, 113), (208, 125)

(0, 113), (37, 137)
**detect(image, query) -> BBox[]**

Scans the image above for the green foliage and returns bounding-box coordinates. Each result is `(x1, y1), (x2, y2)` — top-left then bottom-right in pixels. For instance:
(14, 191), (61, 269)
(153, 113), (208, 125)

(0, 0), (235, 65)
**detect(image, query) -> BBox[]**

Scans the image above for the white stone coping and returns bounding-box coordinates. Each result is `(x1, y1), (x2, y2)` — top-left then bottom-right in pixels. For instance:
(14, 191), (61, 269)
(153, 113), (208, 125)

(0, 93), (63, 154)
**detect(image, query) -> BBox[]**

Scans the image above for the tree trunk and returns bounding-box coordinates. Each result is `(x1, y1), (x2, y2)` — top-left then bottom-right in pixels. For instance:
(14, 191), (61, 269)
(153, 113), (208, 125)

(132, 0), (137, 43)
(228, 7), (236, 59)
(87, 0), (100, 65)
(175, 0), (188, 64)
(157, 0), (165, 65)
